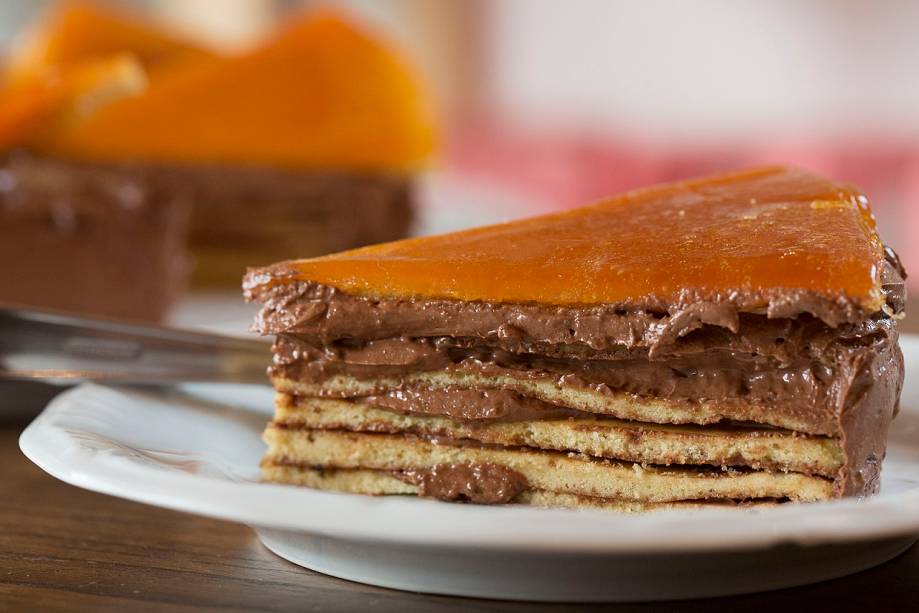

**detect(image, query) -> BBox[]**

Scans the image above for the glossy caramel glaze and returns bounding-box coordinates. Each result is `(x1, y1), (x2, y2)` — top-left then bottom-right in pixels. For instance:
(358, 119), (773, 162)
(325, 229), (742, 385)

(0, 54), (145, 150)
(3, 1), (212, 86)
(35, 12), (434, 171)
(249, 167), (886, 312)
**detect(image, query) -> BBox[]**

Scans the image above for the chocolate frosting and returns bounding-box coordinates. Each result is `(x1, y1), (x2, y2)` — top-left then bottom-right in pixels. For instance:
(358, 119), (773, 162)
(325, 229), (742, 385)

(360, 388), (583, 422)
(246, 278), (873, 350)
(0, 152), (189, 321)
(269, 313), (898, 436)
(394, 462), (529, 504)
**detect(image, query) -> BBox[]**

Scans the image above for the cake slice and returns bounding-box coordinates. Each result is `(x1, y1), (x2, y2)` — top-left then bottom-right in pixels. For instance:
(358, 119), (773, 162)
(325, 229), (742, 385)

(245, 166), (906, 509)
(0, 4), (432, 299)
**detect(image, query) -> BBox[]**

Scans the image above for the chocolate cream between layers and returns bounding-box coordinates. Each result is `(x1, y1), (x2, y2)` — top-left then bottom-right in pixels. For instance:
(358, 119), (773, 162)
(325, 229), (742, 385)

(0, 152), (190, 321)
(0, 151), (415, 287)
(245, 255), (906, 498)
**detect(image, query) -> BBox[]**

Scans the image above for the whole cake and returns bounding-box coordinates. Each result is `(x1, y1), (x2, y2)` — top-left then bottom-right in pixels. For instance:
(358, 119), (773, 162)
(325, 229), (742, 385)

(245, 166), (906, 510)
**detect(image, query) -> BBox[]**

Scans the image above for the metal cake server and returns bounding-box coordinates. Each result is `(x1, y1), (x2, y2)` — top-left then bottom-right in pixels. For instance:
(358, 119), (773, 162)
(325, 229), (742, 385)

(0, 306), (271, 384)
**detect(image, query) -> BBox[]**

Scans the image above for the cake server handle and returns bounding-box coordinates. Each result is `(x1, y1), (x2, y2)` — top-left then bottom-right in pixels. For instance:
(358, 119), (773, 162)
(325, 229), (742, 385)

(0, 306), (271, 384)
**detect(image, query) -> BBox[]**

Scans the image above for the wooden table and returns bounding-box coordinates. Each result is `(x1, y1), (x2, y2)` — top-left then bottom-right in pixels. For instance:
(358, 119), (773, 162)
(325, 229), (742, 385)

(3, 315), (917, 611)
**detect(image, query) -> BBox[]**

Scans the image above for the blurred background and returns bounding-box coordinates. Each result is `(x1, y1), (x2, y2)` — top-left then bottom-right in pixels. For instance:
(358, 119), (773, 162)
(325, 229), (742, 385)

(1, 0), (916, 291)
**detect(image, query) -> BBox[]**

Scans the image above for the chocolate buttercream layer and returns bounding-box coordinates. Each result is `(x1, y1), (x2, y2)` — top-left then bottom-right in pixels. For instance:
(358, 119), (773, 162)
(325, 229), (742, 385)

(836, 335), (903, 495)
(268, 319), (900, 437)
(395, 462), (529, 504)
(274, 371), (826, 435)
(0, 152), (189, 322)
(359, 388), (584, 422)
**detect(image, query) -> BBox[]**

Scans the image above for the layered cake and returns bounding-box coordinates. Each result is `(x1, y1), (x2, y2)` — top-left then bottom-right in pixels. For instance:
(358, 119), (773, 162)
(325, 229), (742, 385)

(0, 2), (433, 312)
(245, 166), (906, 509)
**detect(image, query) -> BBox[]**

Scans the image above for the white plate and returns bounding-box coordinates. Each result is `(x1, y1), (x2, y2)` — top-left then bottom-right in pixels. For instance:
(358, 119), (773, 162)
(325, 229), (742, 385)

(19, 336), (919, 602)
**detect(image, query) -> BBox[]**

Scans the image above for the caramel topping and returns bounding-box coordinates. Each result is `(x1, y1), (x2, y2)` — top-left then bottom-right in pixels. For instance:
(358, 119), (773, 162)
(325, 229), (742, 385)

(0, 53), (145, 151)
(251, 167), (886, 311)
(35, 11), (435, 170)
(3, 1), (211, 87)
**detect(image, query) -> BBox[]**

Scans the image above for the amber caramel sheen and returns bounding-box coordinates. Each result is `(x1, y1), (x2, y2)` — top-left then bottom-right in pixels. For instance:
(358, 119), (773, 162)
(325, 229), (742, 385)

(0, 54), (147, 150)
(258, 167), (886, 310)
(37, 12), (435, 170)
(0, 1), (211, 151)
(3, 1), (212, 86)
